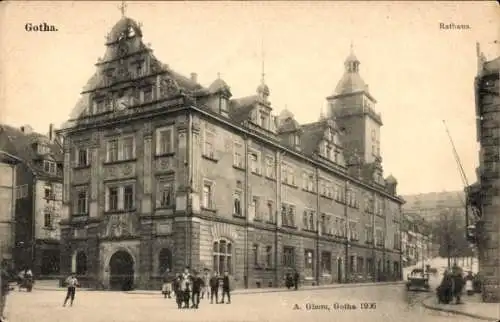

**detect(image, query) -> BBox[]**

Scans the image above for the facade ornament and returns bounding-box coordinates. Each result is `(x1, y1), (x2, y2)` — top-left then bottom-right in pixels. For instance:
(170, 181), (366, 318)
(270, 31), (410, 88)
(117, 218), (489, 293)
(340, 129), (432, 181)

(159, 76), (180, 97)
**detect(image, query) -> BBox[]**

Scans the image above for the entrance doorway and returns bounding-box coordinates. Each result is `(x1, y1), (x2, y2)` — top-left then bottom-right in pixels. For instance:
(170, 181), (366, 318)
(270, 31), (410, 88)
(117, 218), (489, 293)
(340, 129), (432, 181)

(109, 251), (134, 291)
(337, 258), (343, 283)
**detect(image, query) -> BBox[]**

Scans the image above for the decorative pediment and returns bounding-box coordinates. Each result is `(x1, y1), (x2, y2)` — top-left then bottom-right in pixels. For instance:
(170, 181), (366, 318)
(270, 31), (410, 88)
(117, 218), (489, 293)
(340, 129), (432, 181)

(159, 75), (180, 98)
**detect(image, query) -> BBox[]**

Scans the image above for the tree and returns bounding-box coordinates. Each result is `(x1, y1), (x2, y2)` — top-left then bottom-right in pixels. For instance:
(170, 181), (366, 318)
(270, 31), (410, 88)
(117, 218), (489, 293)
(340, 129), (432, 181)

(432, 208), (474, 260)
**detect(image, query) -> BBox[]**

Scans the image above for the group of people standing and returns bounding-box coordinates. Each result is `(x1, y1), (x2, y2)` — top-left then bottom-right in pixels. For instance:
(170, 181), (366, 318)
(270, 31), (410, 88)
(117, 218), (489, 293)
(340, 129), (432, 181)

(162, 267), (231, 309)
(436, 266), (478, 305)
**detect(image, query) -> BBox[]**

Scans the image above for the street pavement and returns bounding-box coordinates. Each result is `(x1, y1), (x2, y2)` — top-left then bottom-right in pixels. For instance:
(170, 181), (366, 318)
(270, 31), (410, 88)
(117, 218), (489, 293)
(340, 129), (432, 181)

(422, 293), (499, 321)
(4, 281), (483, 322)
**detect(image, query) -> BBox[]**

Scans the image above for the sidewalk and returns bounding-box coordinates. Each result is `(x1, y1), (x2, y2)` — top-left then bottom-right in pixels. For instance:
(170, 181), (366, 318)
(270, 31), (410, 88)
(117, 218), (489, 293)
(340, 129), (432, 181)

(33, 279), (404, 295)
(126, 281), (405, 296)
(422, 293), (500, 321)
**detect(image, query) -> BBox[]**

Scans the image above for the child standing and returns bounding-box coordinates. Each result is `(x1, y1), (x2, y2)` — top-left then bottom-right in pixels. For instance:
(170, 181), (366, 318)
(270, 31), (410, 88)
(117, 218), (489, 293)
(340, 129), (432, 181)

(63, 273), (79, 307)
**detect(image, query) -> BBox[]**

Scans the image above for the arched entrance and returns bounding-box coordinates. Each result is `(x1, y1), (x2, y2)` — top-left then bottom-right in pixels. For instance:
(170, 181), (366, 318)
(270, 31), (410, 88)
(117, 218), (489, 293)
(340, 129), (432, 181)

(109, 251), (134, 291)
(158, 248), (172, 275)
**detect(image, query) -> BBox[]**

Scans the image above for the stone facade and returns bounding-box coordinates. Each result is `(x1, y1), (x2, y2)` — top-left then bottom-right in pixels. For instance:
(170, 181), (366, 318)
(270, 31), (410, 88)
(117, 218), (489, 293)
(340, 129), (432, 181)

(58, 15), (404, 290)
(468, 43), (500, 303)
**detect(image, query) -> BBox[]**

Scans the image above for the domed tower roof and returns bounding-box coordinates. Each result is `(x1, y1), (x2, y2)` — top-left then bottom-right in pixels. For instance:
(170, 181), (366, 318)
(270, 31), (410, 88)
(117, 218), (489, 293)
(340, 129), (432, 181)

(257, 82), (270, 96)
(208, 75), (231, 96)
(332, 44), (369, 96)
(385, 174), (398, 184)
(107, 16), (143, 44)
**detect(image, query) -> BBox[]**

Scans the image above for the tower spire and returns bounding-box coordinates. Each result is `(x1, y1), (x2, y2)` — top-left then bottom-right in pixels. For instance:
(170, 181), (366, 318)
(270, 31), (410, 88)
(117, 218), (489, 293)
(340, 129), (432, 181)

(261, 35), (266, 85)
(118, 1), (127, 17)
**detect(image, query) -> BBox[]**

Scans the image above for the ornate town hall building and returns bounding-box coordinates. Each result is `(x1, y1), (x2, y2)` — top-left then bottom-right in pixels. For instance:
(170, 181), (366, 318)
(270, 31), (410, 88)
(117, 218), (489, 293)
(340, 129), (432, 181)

(58, 14), (404, 290)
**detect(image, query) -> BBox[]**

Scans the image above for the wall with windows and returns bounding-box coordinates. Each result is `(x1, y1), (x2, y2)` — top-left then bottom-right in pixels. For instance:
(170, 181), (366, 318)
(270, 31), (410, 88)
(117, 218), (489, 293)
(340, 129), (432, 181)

(0, 162), (15, 257)
(34, 180), (63, 240)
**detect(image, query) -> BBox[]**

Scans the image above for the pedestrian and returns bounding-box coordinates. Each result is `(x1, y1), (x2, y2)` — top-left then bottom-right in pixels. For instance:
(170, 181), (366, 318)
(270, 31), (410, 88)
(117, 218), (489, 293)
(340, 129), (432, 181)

(464, 271), (474, 296)
(201, 269), (210, 300)
(63, 273), (79, 307)
(437, 270), (453, 304)
(180, 270), (191, 309)
(190, 271), (204, 309)
(293, 270), (300, 290)
(161, 268), (174, 299)
(452, 267), (464, 304)
(209, 272), (219, 304)
(173, 275), (183, 309)
(220, 271), (231, 304)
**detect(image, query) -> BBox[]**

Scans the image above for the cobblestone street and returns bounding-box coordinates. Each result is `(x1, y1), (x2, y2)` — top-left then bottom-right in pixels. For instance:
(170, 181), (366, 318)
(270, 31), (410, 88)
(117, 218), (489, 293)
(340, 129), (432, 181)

(5, 283), (481, 322)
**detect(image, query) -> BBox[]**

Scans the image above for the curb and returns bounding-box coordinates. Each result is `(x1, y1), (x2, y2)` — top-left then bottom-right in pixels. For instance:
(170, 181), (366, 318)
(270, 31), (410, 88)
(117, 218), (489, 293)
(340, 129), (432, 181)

(421, 296), (499, 321)
(125, 281), (405, 296)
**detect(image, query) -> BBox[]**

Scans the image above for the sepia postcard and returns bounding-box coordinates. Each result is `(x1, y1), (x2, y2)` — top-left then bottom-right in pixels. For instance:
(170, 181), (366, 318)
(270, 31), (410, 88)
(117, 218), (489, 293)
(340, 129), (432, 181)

(0, 1), (499, 322)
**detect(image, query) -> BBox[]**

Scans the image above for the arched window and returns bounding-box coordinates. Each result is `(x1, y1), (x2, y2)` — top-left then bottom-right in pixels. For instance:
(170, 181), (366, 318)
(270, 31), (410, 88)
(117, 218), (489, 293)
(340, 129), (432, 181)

(76, 251), (87, 275)
(158, 248), (172, 275)
(213, 239), (232, 275)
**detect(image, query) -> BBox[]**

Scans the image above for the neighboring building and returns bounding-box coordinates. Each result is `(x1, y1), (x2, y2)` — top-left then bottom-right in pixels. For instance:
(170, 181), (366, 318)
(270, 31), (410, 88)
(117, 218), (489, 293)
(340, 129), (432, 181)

(467, 43), (500, 303)
(401, 213), (432, 267)
(0, 124), (64, 276)
(0, 151), (21, 261)
(57, 14), (404, 290)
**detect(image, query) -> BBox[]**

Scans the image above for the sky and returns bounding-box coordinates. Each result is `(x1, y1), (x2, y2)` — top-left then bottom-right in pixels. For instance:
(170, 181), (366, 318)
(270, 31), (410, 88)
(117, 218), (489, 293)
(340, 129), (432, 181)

(0, 1), (498, 195)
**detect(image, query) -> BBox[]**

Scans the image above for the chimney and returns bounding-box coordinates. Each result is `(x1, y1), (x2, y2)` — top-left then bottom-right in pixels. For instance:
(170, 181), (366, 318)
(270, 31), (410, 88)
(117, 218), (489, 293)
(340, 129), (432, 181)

(190, 73), (198, 83)
(49, 123), (54, 141)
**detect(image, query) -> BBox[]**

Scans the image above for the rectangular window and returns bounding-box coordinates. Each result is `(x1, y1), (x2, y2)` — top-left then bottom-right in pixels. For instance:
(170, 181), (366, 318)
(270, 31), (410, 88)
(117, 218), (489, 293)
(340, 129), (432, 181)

(157, 127), (174, 155)
(321, 252), (331, 275)
(249, 152), (259, 174)
(302, 173), (308, 190)
(202, 182), (213, 209)
(157, 177), (174, 208)
(123, 185), (134, 210)
(44, 212), (52, 228)
(108, 187), (119, 211)
(251, 197), (259, 219)
(121, 136), (135, 160)
(281, 204), (288, 226)
(357, 257), (364, 274)
(349, 255), (355, 274)
(304, 250), (314, 278)
(143, 88), (153, 102)
(267, 201), (274, 222)
(376, 229), (384, 247)
(75, 189), (88, 215)
(349, 221), (358, 241)
(204, 131), (215, 159)
(233, 142), (243, 168)
(287, 168), (295, 185)
(265, 246), (272, 268)
(265, 156), (274, 178)
(283, 246), (295, 268)
(287, 205), (296, 227)
(77, 148), (89, 167)
(106, 139), (119, 162)
(44, 184), (52, 200)
(233, 191), (242, 216)
(308, 174), (314, 191)
(366, 225), (374, 244)
(43, 160), (57, 175)
(302, 211), (308, 229)
(253, 244), (259, 266)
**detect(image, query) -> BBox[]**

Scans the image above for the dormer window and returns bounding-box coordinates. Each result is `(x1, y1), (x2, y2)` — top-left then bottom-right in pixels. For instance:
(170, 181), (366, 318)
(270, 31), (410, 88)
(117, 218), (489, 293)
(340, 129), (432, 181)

(219, 97), (228, 116)
(294, 135), (300, 146)
(37, 143), (50, 155)
(127, 26), (135, 38)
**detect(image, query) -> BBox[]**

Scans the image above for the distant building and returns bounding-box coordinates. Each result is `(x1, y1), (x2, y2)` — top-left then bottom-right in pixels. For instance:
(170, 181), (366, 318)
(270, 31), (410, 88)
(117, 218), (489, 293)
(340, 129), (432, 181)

(0, 124), (64, 276)
(467, 43), (500, 303)
(57, 14), (404, 291)
(401, 213), (432, 267)
(402, 190), (465, 223)
(0, 151), (21, 261)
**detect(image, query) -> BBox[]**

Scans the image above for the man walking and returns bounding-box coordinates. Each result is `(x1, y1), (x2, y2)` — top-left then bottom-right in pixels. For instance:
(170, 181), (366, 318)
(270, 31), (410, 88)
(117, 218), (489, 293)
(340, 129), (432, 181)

(220, 271), (231, 304)
(209, 272), (219, 304)
(63, 273), (79, 307)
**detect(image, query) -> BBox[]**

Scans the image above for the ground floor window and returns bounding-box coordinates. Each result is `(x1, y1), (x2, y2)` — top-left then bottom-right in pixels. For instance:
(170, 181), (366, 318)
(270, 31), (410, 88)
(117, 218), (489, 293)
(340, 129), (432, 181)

(321, 252), (331, 275)
(283, 246), (295, 268)
(349, 255), (355, 274)
(213, 239), (232, 274)
(356, 257), (364, 274)
(393, 261), (400, 277)
(366, 258), (374, 275)
(304, 249), (314, 278)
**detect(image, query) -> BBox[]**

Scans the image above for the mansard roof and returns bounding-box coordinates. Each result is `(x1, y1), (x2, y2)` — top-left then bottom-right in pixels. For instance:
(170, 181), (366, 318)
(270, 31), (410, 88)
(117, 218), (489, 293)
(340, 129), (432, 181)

(228, 95), (259, 123)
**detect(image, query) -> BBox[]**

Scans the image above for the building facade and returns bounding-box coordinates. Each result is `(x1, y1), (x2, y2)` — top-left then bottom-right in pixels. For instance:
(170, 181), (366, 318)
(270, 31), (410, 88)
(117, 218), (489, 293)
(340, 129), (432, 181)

(401, 213), (432, 267)
(0, 151), (20, 261)
(468, 43), (500, 303)
(0, 124), (64, 276)
(58, 15), (404, 290)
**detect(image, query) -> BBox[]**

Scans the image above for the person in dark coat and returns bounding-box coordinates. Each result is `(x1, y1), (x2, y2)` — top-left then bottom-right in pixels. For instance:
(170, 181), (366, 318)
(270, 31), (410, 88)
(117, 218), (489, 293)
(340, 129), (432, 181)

(293, 270), (300, 290)
(452, 269), (465, 304)
(173, 275), (183, 309)
(437, 270), (453, 304)
(190, 271), (204, 309)
(209, 272), (219, 304)
(220, 271), (231, 304)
